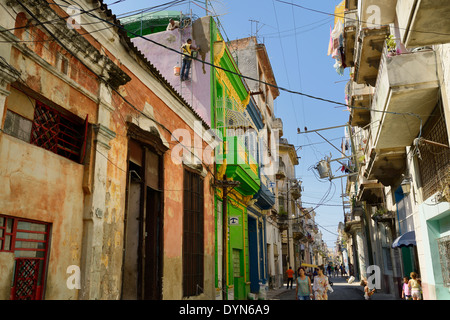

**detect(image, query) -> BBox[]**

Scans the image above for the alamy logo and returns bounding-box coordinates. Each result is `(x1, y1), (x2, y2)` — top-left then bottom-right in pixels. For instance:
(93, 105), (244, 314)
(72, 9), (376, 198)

(66, 265), (81, 289)
(366, 5), (381, 28)
(366, 265), (381, 290)
(66, 5), (82, 30)
(170, 121), (280, 174)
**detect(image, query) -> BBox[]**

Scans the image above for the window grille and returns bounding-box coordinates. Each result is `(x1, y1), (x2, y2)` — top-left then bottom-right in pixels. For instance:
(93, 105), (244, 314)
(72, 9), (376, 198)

(30, 101), (88, 163)
(418, 102), (450, 200)
(437, 235), (450, 288)
(11, 258), (41, 300)
(183, 169), (204, 297)
(0, 215), (50, 300)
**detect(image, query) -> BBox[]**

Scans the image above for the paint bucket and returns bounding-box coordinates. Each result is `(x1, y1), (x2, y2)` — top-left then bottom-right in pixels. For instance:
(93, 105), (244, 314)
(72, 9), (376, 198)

(174, 65), (180, 76)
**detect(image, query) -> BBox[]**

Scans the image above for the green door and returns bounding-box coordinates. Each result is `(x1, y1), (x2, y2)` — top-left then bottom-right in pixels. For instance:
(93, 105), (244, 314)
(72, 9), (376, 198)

(233, 249), (244, 299)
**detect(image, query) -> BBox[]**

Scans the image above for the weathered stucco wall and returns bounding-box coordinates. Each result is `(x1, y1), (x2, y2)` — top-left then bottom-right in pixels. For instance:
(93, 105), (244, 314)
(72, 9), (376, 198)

(0, 134), (85, 300)
(0, 252), (15, 299)
(1, 4), (216, 301)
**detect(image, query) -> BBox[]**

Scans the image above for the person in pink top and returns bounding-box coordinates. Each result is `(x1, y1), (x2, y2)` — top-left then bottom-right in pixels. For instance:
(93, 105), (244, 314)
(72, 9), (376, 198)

(402, 277), (412, 300)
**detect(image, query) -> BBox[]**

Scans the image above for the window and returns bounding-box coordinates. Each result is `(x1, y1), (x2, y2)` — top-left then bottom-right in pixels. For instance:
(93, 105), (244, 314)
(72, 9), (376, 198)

(183, 169), (204, 297)
(0, 215), (49, 256)
(3, 110), (32, 143)
(0, 215), (50, 300)
(4, 88), (88, 164)
(58, 54), (69, 75)
(437, 235), (450, 288)
(30, 101), (88, 163)
(418, 100), (450, 200)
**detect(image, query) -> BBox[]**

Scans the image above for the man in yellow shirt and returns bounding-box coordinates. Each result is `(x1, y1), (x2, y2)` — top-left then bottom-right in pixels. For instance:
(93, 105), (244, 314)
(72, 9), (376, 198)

(180, 38), (198, 81)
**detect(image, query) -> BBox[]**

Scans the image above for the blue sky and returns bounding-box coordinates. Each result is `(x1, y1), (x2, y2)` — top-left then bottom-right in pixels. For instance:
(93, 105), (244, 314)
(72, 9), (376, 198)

(106, 0), (349, 248)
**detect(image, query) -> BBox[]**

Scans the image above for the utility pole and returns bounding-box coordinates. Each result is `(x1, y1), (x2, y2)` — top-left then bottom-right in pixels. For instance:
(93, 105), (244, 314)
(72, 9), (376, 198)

(287, 179), (291, 271)
(213, 174), (240, 300)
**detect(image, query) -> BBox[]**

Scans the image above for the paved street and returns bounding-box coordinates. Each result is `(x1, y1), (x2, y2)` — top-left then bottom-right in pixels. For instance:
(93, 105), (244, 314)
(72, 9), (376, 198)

(266, 276), (400, 300)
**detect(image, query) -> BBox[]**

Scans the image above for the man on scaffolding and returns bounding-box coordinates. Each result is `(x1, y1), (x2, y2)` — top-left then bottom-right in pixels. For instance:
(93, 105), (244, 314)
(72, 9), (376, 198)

(167, 18), (180, 31)
(180, 38), (198, 82)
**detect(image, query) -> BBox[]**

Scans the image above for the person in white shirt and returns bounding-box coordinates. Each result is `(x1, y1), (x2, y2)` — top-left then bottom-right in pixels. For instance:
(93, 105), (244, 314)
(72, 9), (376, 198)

(167, 19), (180, 31)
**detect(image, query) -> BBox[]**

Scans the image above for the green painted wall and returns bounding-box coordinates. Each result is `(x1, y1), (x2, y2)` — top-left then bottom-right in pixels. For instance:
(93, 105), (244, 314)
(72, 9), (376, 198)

(210, 17), (257, 300)
(427, 215), (450, 300)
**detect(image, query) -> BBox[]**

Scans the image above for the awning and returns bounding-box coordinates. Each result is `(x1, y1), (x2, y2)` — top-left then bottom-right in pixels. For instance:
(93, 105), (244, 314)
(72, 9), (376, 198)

(392, 231), (416, 248)
(301, 263), (318, 269)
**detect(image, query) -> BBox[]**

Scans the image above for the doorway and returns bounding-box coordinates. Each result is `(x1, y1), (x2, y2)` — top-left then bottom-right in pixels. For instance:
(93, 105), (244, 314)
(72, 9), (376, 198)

(122, 139), (164, 300)
(248, 216), (259, 293)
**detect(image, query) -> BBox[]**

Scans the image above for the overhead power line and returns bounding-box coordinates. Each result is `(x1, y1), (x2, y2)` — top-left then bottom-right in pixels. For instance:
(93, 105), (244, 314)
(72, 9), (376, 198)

(50, 0), (427, 129)
(275, 0), (450, 37)
(14, 0), (218, 179)
(3, 0), (426, 129)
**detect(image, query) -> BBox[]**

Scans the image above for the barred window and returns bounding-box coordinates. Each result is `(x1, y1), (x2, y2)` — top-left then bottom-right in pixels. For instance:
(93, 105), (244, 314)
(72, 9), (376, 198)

(418, 100), (450, 200)
(183, 169), (204, 297)
(437, 235), (450, 288)
(4, 89), (88, 164)
(30, 101), (88, 163)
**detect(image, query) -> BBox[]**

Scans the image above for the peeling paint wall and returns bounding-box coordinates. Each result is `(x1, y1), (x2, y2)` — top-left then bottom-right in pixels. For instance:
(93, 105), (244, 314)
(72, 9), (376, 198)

(0, 134), (84, 300)
(0, 2), (216, 301)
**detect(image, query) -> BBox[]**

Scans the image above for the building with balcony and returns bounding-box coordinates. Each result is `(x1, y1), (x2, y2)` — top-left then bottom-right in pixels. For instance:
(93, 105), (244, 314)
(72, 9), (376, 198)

(334, 0), (450, 300)
(276, 136), (301, 277)
(228, 37), (286, 292)
(123, 16), (289, 300)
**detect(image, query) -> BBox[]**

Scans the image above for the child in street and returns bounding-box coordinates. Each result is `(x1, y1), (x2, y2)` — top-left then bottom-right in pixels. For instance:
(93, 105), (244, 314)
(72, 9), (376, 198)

(402, 276), (412, 300)
(360, 279), (375, 300)
(408, 272), (422, 300)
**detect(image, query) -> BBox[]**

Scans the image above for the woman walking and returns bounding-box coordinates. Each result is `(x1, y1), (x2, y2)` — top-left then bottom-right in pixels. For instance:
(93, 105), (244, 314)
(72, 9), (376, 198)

(313, 265), (330, 300)
(296, 267), (313, 300)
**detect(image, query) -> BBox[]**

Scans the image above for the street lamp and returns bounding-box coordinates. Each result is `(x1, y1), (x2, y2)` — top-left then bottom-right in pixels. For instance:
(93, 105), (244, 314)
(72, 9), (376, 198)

(401, 176), (412, 195)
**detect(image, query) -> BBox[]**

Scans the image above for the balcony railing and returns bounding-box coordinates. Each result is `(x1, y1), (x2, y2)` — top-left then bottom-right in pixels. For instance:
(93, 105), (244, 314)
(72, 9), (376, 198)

(222, 135), (260, 196)
(348, 80), (374, 127)
(354, 25), (390, 86)
(344, 213), (362, 232)
(370, 44), (439, 151)
(344, 10), (358, 67)
(253, 181), (275, 210)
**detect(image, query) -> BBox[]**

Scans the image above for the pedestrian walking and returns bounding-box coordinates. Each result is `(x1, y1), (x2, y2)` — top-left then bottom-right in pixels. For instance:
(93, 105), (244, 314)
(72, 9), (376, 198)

(361, 279), (376, 300)
(313, 265), (330, 300)
(408, 272), (422, 300)
(402, 277), (412, 300)
(327, 265), (332, 277)
(286, 266), (294, 289)
(296, 267), (313, 300)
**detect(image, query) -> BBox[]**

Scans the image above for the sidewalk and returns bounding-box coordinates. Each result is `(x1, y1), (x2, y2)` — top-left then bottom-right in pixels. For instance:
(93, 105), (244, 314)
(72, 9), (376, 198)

(265, 284), (292, 300)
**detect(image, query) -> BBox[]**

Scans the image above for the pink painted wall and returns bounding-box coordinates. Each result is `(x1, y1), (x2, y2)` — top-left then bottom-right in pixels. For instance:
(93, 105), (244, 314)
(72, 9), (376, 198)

(131, 22), (212, 127)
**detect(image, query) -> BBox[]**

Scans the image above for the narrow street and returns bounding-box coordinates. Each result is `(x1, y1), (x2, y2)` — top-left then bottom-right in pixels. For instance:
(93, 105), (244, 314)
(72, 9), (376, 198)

(268, 276), (399, 300)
